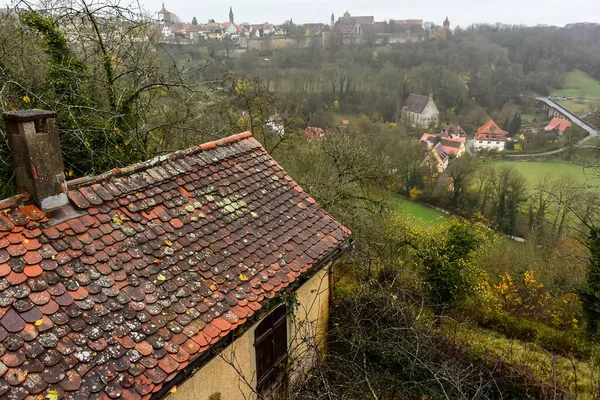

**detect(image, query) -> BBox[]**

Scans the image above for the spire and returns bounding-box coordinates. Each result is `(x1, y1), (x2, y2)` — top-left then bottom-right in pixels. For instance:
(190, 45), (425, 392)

(229, 5), (234, 24)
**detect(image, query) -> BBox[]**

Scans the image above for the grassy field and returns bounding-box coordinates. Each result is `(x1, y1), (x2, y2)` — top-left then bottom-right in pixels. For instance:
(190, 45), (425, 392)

(556, 99), (592, 115)
(486, 160), (600, 188)
(444, 323), (599, 399)
(388, 195), (450, 227)
(552, 69), (600, 100)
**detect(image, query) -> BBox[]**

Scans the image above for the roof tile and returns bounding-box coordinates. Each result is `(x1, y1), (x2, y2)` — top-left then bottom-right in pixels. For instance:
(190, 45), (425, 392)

(0, 133), (350, 398)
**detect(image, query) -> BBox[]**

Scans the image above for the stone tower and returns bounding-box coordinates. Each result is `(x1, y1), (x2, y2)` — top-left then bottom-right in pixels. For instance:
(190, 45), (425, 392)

(331, 12), (334, 26)
(443, 16), (450, 29)
(229, 6), (234, 24)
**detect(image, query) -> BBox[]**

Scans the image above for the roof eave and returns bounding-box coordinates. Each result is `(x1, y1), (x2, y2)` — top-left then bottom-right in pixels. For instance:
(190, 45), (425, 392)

(150, 238), (352, 399)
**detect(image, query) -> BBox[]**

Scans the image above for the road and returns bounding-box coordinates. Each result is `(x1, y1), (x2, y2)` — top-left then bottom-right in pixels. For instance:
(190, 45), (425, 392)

(506, 97), (599, 158)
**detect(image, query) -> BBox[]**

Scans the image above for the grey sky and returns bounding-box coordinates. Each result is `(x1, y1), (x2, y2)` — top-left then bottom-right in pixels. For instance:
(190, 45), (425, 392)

(143, 0), (599, 27)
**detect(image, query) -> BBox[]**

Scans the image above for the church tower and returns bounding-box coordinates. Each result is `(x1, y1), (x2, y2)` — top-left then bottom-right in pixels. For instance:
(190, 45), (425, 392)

(443, 16), (450, 29)
(229, 6), (234, 24)
(331, 12), (334, 26)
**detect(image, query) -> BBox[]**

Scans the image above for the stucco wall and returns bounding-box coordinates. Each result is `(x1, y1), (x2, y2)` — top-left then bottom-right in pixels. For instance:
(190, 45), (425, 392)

(289, 267), (331, 376)
(474, 140), (506, 151)
(168, 266), (331, 400)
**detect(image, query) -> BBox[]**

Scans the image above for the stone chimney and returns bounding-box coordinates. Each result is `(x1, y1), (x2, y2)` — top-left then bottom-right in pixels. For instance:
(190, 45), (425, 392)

(2, 110), (69, 211)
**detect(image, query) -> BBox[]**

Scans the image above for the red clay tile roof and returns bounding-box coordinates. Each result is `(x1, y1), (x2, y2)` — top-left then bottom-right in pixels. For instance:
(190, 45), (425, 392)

(0, 132), (350, 399)
(475, 119), (508, 141)
(440, 138), (464, 156)
(544, 117), (572, 132)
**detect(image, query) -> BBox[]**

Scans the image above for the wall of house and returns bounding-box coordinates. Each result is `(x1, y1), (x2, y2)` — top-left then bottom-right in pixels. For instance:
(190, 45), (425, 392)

(289, 266), (331, 381)
(474, 140), (506, 151)
(170, 323), (257, 400)
(170, 266), (331, 400)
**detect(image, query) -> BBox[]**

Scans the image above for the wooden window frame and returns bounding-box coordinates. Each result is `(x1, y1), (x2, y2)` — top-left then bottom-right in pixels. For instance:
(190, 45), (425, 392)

(254, 305), (288, 396)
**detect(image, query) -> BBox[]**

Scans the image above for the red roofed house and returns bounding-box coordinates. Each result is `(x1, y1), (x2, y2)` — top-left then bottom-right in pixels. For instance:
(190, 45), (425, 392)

(544, 117), (572, 134)
(420, 133), (465, 158)
(440, 124), (467, 142)
(473, 119), (508, 151)
(0, 110), (351, 399)
(440, 137), (466, 157)
(305, 126), (325, 138)
(419, 133), (437, 150)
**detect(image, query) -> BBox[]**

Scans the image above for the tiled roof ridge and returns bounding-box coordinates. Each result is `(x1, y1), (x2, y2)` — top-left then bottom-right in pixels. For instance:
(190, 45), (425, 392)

(68, 131), (253, 189)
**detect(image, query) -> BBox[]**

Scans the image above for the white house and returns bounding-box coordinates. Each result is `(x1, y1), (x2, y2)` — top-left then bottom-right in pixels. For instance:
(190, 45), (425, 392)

(266, 114), (285, 136)
(157, 3), (174, 24)
(473, 119), (508, 151)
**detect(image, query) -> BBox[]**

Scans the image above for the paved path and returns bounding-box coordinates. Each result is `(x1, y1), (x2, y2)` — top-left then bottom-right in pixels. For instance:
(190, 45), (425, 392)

(506, 97), (598, 158)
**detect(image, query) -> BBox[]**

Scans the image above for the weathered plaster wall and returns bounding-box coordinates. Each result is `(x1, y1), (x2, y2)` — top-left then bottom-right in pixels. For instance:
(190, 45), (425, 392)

(169, 324), (258, 400)
(169, 267), (331, 400)
(288, 266), (331, 384)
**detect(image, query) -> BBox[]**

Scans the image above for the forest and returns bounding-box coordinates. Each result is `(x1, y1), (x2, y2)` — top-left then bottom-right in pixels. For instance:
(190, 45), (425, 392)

(2, 1), (600, 397)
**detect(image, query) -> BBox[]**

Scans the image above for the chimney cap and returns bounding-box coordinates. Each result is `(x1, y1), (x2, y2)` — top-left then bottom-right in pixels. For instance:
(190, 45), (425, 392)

(2, 109), (57, 122)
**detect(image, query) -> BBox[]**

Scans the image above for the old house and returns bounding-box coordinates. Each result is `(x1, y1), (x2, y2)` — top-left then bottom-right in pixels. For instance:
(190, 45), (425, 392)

(421, 142), (449, 173)
(544, 117), (571, 135)
(250, 24), (277, 38)
(157, 3), (175, 24)
(0, 110), (351, 399)
(420, 133), (465, 158)
(440, 137), (465, 157)
(473, 119), (508, 151)
(440, 124), (467, 141)
(401, 93), (440, 129)
(305, 127), (325, 138)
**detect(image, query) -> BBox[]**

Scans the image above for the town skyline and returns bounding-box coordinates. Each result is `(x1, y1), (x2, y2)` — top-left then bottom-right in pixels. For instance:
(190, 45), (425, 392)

(144, 0), (597, 28)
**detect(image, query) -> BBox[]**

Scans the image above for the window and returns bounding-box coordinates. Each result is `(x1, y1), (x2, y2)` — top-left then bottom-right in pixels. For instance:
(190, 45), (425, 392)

(255, 305), (288, 396)
(487, 141), (491, 144)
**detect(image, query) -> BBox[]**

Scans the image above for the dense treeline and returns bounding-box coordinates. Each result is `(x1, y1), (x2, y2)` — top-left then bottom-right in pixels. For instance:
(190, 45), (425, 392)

(164, 23), (600, 133)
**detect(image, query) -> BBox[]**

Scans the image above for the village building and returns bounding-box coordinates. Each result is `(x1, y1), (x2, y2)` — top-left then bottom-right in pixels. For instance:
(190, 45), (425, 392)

(401, 93), (440, 129)
(157, 3), (175, 25)
(544, 117), (572, 134)
(440, 124), (467, 141)
(421, 142), (449, 174)
(473, 119), (508, 151)
(305, 126), (325, 138)
(440, 137), (466, 157)
(0, 110), (351, 399)
(303, 23), (327, 36)
(420, 133), (466, 160)
(335, 11), (374, 35)
(250, 23), (277, 38)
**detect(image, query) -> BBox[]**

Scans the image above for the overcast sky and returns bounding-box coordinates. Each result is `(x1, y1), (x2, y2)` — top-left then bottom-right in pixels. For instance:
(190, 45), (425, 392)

(141, 0), (599, 27)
